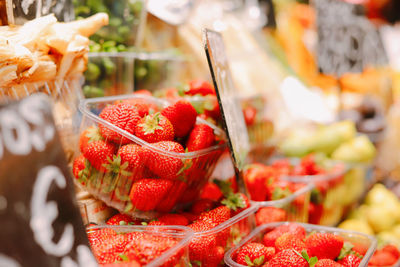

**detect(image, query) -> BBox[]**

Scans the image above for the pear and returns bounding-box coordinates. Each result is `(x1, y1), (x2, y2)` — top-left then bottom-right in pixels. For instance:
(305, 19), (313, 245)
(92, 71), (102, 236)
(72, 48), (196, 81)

(341, 167), (365, 206)
(280, 129), (315, 157)
(367, 205), (397, 233)
(377, 231), (400, 248)
(391, 224), (400, 238)
(339, 219), (374, 235)
(331, 135), (376, 163)
(347, 204), (369, 221)
(365, 184), (400, 221)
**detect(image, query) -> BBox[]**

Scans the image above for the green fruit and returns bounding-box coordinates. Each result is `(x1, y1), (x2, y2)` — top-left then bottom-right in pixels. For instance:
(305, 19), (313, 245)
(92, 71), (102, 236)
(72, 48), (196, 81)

(341, 167), (365, 206)
(367, 205), (397, 233)
(331, 135), (376, 163)
(365, 184), (400, 222)
(347, 204), (369, 221)
(280, 129), (315, 157)
(339, 219), (374, 235)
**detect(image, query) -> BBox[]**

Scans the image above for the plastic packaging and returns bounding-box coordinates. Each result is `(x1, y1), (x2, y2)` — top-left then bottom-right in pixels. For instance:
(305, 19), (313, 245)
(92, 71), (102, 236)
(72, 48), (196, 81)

(225, 222), (378, 267)
(87, 225), (193, 266)
(75, 94), (226, 219)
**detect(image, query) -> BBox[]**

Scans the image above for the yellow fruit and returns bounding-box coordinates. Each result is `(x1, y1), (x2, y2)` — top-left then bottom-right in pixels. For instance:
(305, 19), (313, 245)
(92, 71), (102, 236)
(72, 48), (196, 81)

(367, 205), (397, 232)
(365, 184), (400, 222)
(391, 224), (400, 238)
(331, 135), (376, 163)
(347, 204), (369, 221)
(377, 231), (400, 248)
(339, 219), (374, 235)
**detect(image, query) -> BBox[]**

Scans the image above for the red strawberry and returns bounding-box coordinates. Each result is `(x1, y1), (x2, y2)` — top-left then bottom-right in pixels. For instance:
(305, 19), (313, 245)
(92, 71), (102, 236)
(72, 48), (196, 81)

(158, 214), (189, 226)
(308, 202), (324, 225)
(148, 221), (166, 226)
(129, 179), (173, 211)
(133, 89), (152, 96)
(351, 242), (369, 256)
(91, 234), (127, 264)
(161, 100), (197, 138)
(117, 144), (144, 181)
(204, 97), (221, 121)
(337, 254), (361, 267)
(369, 250), (398, 266)
(199, 182), (223, 201)
(266, 249), (309, 267)
(117, 98), (157, 118)
(202, 246), (225, 267)
(188, 221), (218, 261)
(87, 228), (117, 246)
(255, 207), (287, 226)
(156, 180), (188, 213)
(106, 214), (134, 225)
(197, 206), (231, 226)
(243, 106), (257, 126)
(144, 141), (184, 180)
(187, 80), (216, 96)
(236, 242), (275, 266)
(79, 126), (103, 153)
(83, 140), (115, 172)
(305, 233), (344, 260)
(315, 259), (344, 267)
(180, 212), (199, 224)
(99, 103), (141, 144)
(275, 233), (306, 253)
(221, 192), (250, 216)
(186, 124), (215, 152)
(381, 244), (400, 259)
(72, 155), (86, 180)
(263, 223), (306, 247)
(244, 164), (276, 201)
(135, 113), (174, 143)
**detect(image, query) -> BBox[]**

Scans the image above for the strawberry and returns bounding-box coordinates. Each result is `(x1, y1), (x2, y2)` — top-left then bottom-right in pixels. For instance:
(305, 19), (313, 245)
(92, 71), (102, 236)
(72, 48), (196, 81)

(91, 234), (127, 264)
(144, 141), (184, 180)
(351, 242), (369, 256)
(117, 144), (144, 181)
(305, 233), (344, 260)
(72, 155), (86, 180)
(156, 180), (188, 213)
(255, 207), (287, 226)
(263, 223), (306, 247)
(199, 182), (223, 201)
(243, 106), (257, 126)
(117, 98), (157, 118)
(266, 249), (311, 267)
(202, 246), (225, 267)
(204, 97), (221, 121)
(369, 250), (397, 266)
(135, 113), (174, 143)
(308, 202), (324, 225)
(99, 103), (141, 144)
(87, 228), (117, 246)
(236, 242), (275, 266)
(129, 179), (173, 211)
(315, 259), (344, 267)
(161, 100), (197, 138)
(188, 221), (218, 261)
(197, 206), (231, 226)
(148, 221), (166, 226)
(158, 214), (189, 226)
(133, 89), (152, 96)
(106, 214), (134, 226)
(187, 80), (216, 96)
(275, 233), (306, 253)
(221, 192), (250, 216)
(243, 164), (276, 201)
(83, 140), (115, 172)
(337, 254), (361, 267)
(79, 126), (103, 153)
(381, 244), (400, 259)
(186, 123), (215, 152)
(180, 212), (199, 224)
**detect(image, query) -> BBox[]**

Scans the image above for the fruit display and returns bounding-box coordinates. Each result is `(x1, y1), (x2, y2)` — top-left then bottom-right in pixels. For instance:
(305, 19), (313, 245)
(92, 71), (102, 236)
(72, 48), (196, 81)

(87, 225), (192, 266)
(72, 93), (226, 218)
(339, 184), (400, 266)
(225, 222), (377, 267)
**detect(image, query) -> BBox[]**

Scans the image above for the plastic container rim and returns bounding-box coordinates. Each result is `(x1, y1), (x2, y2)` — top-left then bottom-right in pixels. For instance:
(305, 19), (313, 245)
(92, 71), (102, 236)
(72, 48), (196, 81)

(79, 94), (227, 158)
(224, 221), (378, 267)
(88, 51), (187, 62)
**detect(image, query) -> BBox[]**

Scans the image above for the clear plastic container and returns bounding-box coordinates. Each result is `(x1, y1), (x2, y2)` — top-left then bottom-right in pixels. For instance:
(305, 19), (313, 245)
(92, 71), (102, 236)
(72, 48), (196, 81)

(75, 94), (227, 219)
(225, 222), (378, 267)
(0, 77), (83, 163)
(83, 52), (190, 98)
(253, 183), (314, 225)
(86, 225), (193, 266)
(78, 197), (115, 225)
(188, 205), (258, 266)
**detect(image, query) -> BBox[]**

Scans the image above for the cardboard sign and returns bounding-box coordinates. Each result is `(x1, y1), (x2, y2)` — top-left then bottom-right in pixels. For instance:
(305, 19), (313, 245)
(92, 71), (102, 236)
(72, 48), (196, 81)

(203, 29), (250, 173)
(315, 0), (388, 76)
(3, 0), (74, 25)
(0, 94), (97, 267)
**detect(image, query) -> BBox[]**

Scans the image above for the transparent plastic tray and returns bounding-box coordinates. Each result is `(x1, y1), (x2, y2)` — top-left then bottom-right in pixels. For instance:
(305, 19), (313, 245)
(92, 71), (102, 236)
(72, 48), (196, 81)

(75, 94), (226, 219)
(253, 183), (314, 225)
(84, 52), (190, 98)
(87, 225), (193, 267)
(225, 222), (378, 267)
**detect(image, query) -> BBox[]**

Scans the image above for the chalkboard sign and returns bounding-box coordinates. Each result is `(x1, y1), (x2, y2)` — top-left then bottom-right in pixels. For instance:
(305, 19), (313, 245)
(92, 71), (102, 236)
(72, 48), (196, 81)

(315, 0), (388, 76)
(3, 0), (74, 25)
(259, 0), (276, 28)
(0, 94), (97, 267)
(203, 29), (250, 173)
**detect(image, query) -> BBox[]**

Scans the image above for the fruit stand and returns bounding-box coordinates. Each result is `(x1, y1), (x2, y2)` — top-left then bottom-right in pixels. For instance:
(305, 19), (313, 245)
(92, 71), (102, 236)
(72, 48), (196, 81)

(1, 0), (400, 267)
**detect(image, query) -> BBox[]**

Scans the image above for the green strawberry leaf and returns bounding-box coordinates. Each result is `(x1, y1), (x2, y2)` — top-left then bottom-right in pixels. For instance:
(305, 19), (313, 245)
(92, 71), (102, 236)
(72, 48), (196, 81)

(213, 179), (233, 197)
(119, 221), (127, 226)
(119, 254), (129, 262)
(337, 242), (355, 260)
(176, 82), (189, 96)
(300, 250), (310, 261)
(141, 222), (148, 226)
(272, 187), (292, 200)
(310, 188), (323, 204)
(308, 256), (318, 267)
(124, 202), (133, 213)
(253, 255), (265, 266)
(192, 260), (202, 267)
(221, 192), (246, 211)
(244, 255), (254, 266)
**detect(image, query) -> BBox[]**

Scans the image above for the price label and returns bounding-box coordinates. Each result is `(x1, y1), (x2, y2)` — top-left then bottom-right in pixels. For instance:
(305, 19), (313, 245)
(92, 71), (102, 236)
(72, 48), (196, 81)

(0, 94), (96, 267)
(203, 29), (250, 173)
(3, 0), (74, 25)
(315, 0), (388, 76)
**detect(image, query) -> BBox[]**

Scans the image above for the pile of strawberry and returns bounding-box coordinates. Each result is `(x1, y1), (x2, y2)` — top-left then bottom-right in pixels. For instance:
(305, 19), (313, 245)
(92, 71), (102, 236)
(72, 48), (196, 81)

(102, 179), (252, 266)
(232, 223), (368, 267)
(73, 92), (225, 213)
(368, 244), (400, 266)
(87, 226), (184, 267)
